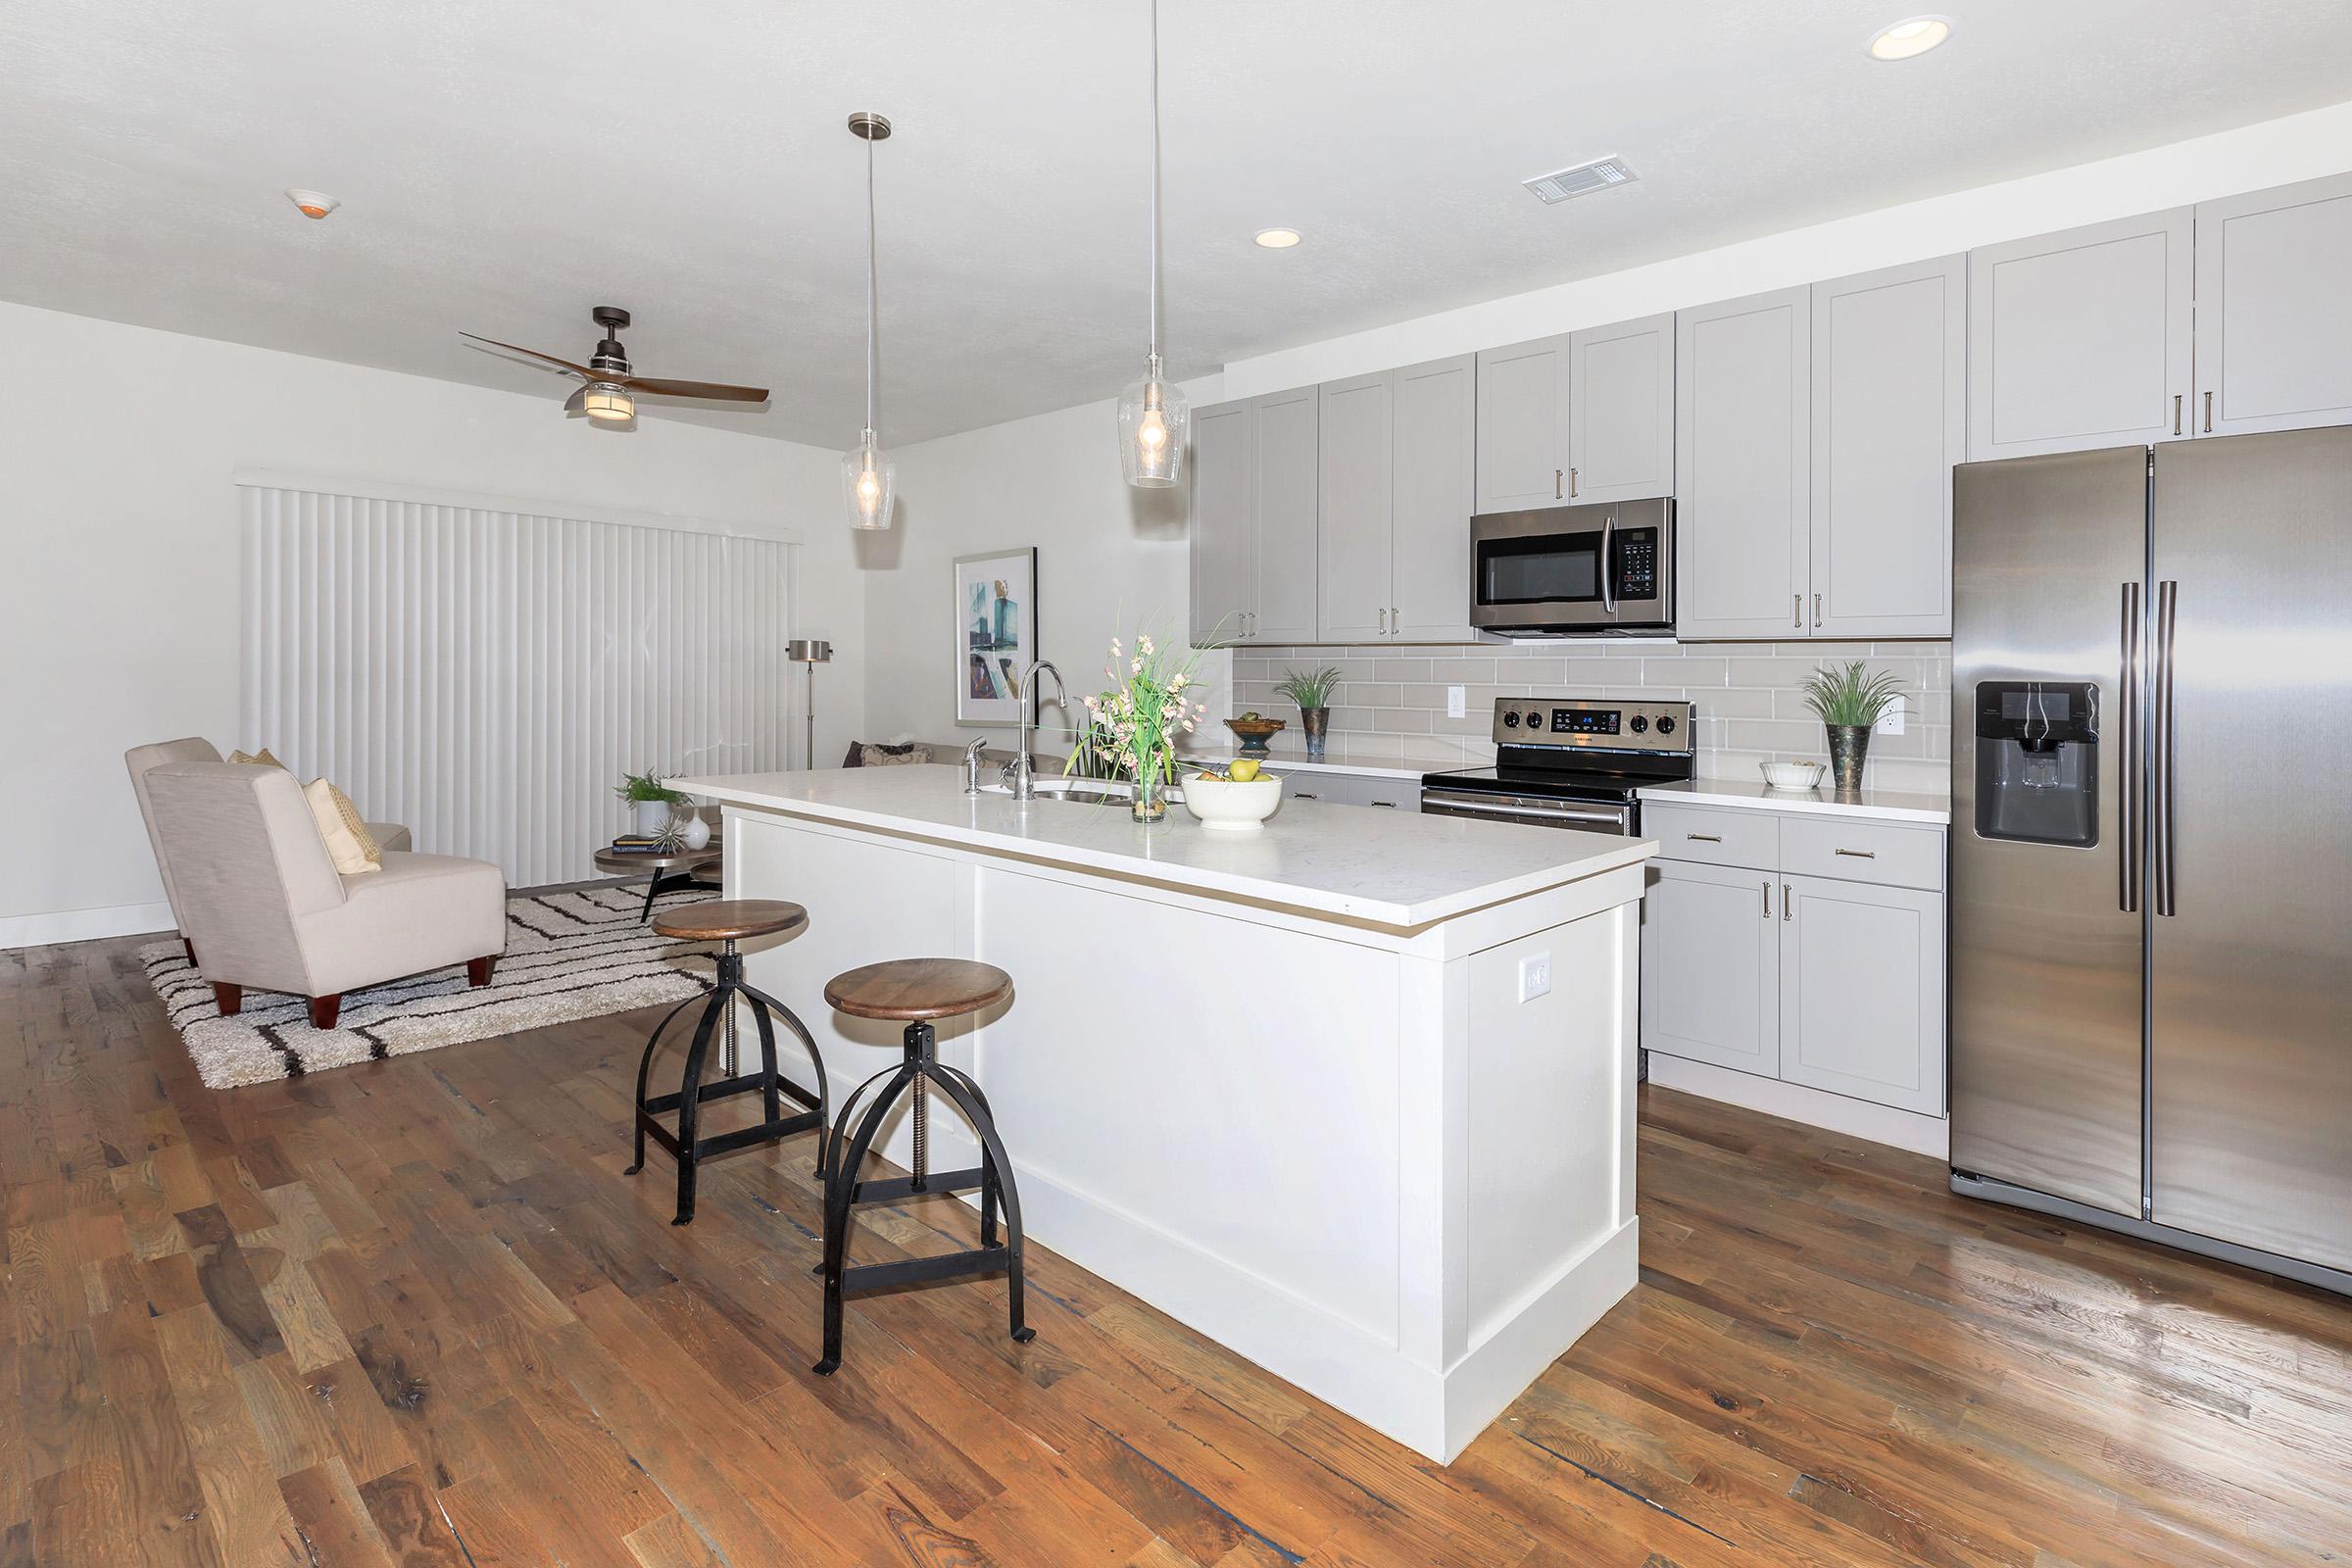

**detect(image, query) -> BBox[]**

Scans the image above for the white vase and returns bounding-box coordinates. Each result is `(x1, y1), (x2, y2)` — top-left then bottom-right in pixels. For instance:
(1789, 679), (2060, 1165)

(633, 799), (672, 837)
(680, 812), (712, 851)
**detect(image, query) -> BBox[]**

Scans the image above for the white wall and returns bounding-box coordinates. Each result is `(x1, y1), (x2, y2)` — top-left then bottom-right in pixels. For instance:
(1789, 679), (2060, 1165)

(859, 99), (2352, 754)
(1, 300), (862, 947)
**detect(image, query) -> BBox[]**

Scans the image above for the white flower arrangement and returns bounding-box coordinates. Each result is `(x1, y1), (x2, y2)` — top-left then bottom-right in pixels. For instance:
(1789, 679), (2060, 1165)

(1073, 628), (1211, 791)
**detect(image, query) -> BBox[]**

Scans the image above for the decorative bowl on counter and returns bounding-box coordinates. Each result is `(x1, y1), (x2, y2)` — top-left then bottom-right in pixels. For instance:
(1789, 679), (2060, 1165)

(1761, 760), (1828, 791)
(1181, 774), (1283, 832)
(1223, 714), (1286, 757)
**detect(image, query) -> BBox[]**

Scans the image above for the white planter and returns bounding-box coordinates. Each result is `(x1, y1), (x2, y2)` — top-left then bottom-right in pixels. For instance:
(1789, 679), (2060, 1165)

(633, 799), (673, 837)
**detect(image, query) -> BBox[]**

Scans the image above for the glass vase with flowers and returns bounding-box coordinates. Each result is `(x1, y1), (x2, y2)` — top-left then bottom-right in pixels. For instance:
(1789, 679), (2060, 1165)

(1071, 630), (1209, 823)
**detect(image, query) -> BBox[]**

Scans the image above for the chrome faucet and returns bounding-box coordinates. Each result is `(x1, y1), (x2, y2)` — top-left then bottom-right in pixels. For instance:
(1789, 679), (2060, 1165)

(960, 736), (991, 795)
(1002, 659), (1068, 799)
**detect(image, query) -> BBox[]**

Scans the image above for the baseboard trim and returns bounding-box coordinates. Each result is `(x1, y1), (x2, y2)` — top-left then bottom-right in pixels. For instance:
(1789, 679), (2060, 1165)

(1645, 1052), (1948, 1158)
(0, 901), (175, 952)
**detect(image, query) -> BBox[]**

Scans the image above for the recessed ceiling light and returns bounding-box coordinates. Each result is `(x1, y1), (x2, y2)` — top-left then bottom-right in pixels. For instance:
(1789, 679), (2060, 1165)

(1867, 15), (1952, 60)
(1254, 228), (1302, 249)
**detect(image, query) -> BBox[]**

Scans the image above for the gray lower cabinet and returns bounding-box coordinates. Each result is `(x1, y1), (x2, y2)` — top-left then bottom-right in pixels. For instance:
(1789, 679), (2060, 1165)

(1777, 873), (1945, 1117)
(1968, 208), (2195, 462)
(1641, 858), (1781, 1077)
(1567, 312), (1675, 504)
(2193, 171), (2352, 438)
(1262, 769), (1416, 810)
(1674, 287), (1811, 639)
(1474, 334), (1572, 514)
(1809, 255), (1963, 639)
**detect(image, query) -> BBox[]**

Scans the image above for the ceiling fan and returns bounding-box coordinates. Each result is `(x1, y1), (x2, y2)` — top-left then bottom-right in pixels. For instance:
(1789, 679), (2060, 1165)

(460, 306), (768, 428)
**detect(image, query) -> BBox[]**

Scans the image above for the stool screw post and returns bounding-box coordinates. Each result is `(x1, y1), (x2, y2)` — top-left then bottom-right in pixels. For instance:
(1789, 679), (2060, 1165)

(721, 938), (739, 1075)
(908, 1021), (931, 1191)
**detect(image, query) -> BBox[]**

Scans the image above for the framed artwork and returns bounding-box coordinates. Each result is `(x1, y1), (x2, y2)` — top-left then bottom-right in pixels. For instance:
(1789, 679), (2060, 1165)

(953, 548), (1039, 727)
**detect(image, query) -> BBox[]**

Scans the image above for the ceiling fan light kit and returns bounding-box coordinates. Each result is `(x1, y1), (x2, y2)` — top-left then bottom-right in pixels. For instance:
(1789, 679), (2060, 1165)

(843, 111), (898, 530)
(459, 303), (768, 431)
(1118, 0), (1187, 490)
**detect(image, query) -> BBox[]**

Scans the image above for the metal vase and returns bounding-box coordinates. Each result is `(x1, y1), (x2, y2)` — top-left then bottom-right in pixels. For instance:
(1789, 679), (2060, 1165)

(1826, 724), (1871, 792)
(1300, 707), (1330, 759)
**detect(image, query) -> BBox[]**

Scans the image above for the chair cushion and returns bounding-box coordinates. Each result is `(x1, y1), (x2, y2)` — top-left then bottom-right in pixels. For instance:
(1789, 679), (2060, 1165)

(296, 852), (507, 998)
(366, 821), (413, 854)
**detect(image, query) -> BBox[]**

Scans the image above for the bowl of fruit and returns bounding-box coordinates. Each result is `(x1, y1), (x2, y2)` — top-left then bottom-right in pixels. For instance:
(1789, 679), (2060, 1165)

(1182, 759), (1283, 833)
(1223, 711), (1286, 758)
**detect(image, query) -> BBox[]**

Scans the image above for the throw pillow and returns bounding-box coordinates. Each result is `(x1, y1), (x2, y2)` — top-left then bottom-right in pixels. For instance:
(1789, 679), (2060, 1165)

(303, 777), (382, 875)
(229, 748), (287, 769)
(325, 782), (382, 864)
(858, 742), (929, 767)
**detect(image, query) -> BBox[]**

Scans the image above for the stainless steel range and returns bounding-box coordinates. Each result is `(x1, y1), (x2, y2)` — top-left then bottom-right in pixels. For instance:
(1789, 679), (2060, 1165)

(1421, 697), (1696, 836)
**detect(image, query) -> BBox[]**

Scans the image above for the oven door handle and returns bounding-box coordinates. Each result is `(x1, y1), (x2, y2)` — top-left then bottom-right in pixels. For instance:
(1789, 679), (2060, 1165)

(1422, 793), (1632, 829)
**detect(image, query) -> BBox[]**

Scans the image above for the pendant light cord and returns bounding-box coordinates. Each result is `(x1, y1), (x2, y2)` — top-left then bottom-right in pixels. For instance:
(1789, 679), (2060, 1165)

(1148, 0), (1161, 366)
(864, 128), (879, 439)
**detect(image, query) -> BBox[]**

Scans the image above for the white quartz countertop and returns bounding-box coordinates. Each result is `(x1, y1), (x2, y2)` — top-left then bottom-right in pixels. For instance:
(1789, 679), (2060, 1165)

(1637, 777), (1951, 825)
(676, 764), (1651, 929)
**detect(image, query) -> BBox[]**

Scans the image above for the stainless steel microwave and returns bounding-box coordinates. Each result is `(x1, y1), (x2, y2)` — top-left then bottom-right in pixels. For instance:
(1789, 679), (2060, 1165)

(1469, 499), (1674, 635)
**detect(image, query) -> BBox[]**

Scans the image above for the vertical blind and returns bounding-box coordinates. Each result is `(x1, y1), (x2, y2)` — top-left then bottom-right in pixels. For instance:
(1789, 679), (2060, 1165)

(240, 483), (795, 888)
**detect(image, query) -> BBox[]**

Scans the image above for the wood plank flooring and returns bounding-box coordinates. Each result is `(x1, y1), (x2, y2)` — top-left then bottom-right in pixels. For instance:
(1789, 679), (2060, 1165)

(5, 932), (2349, 1566)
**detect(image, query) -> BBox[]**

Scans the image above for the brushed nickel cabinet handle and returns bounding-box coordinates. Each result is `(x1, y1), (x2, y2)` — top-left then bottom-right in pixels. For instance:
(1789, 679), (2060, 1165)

(1794, 593), (1802, 629)
(1833, 848), (1877, 858)
(2203, 390), (2213, 432)
(2173, 394), (2182, 436)
(1391, 606), (1400, 637)
(1813, 592), (1823, 628)
(1554, 468), (1563, 500)
(1569, 466), (1579, 498)
(1763, 881), (1772, 917)
(1370, 799), (1397, 808)
(1686, 832), (1723, 843)
(1782, 882), (1793, 922)
(1295, 791), (1320, 801)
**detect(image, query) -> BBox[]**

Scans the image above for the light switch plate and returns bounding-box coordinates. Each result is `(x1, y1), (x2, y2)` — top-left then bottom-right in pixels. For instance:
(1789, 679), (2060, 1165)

(1878, 705), (1906, 737)
(1518, 951), (1551, 1004)
(1447, 685), (1466, 718)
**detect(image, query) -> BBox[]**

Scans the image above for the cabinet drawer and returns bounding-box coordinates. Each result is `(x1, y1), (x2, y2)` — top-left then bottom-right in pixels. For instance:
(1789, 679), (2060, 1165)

(1644, 804), (1778, 871)
(1778, 815), (1944, 891)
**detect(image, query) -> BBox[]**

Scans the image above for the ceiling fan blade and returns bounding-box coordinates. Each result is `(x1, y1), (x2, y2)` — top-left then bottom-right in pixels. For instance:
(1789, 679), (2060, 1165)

(618, 375), (769, 403)
(563, 386), (587, 414)
(460, 332), (595, 378)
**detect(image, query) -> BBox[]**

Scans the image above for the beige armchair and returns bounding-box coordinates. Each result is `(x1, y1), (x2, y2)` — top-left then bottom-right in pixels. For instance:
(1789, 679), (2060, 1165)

(141, 761), (507, 1031)
(125, 738), (412, 961)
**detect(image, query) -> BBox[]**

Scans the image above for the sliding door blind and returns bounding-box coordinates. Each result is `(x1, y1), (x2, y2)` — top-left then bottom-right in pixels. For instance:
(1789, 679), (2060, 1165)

(241, 484), (792, 887)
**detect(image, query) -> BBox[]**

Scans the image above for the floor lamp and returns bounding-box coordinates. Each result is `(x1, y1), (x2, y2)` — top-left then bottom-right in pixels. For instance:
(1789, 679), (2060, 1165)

(787, 639), (833, 768)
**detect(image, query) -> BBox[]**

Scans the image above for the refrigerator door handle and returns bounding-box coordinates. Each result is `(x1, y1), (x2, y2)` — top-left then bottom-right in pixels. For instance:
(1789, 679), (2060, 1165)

(2153, 579), (2180, 916)
(2119, 581), (2141, 913)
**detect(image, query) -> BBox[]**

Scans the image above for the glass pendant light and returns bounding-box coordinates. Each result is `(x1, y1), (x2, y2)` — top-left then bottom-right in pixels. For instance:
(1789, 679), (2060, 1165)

(1118, 0), (1187, 488)
(842, 112), (897, 529)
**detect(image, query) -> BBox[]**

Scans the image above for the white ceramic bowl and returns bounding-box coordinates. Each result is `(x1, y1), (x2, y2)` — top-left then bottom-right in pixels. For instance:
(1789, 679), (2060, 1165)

(1761, 760), (1827, 791)
(1180, 774), (1283, 832)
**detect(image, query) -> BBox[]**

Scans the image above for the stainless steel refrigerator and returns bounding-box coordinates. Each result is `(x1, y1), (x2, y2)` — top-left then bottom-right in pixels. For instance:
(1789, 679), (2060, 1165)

(1951, 426), (2352, 1294)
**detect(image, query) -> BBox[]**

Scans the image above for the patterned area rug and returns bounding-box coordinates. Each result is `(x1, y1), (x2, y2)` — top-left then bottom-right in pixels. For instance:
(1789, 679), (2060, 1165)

(140, 884), (714, 1088)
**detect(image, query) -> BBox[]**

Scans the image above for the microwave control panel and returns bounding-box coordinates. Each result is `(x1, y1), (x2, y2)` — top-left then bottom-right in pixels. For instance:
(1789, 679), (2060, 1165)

(1615, 527), (1660, 599)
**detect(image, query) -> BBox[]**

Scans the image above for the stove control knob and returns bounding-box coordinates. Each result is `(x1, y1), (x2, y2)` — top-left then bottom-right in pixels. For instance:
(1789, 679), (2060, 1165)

(1629, 714), (1648, 734)
(1502, 710), (1521, 728)
(1656, 715), (1677, 735)
(1525, 710), (1544, 729)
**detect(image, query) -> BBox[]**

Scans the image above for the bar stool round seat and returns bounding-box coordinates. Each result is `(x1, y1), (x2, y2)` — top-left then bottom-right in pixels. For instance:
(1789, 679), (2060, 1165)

(824, 957), (1011, 1020)
(652, 899), (808, 943)
(812, 956), (1031, 1376)
(624, 899), (827, 1226)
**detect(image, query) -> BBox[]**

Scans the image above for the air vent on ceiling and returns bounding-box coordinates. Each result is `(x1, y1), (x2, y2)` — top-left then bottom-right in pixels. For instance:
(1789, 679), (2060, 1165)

(1522, 156), (1638, 206)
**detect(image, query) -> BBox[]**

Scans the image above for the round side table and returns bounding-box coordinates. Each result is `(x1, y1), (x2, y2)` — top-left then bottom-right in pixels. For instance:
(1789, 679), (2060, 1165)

(593, 842), (724, 921)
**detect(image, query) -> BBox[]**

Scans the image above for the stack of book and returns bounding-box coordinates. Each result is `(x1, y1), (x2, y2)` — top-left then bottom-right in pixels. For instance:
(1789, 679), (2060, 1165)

(607, 833), (677, 856)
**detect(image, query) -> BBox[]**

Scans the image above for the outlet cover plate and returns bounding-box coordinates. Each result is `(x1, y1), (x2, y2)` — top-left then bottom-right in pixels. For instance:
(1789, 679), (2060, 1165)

(1447, 685), (1466, 718)
(1878, 705), (1906, 736)
(1518, 952), (1551, 1004)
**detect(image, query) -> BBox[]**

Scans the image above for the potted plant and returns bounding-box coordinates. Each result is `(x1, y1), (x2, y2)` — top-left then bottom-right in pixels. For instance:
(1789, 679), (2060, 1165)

(1072, 630), (1209, 823)
(615, 767), (686, 838)
(1800, 662), (1907, 791)
(1275, 665), (1343, 760)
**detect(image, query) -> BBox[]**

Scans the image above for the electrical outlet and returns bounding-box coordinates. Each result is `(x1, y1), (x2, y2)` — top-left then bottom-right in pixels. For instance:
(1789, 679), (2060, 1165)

(1447, 685), (1466, 718)
(1518, 951), (1551, 1004)
(1877, 705), (1906, 737)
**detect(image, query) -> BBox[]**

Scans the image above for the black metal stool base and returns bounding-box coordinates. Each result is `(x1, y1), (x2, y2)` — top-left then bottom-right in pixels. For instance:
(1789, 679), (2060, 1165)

(625, 944), (830, 1225)
(812, 1019), (1033, 1375)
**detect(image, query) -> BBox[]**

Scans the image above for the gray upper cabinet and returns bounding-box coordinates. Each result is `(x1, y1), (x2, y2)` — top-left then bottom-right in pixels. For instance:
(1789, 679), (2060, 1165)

(1566, 313), (1675, 504)
(2194, 172), (2352, 438)
(1474, 335), (1572, 513)
(1316, 371), (1393, 642)
(1188, 398), (1254, 647)
(1675, 287), (1811, 640)
(1968, 208), (2194, 462)
(1388, 355), (1479, 642)
(1251, 387), (1321, 644)
(1809, 256), (1963, 639)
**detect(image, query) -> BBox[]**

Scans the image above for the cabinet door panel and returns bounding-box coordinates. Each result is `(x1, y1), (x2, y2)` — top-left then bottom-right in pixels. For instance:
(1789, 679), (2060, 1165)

(1641, 858), (1780, 1078)
(1779, 873), (1944, 1116)
(1389, 355), (1480, 642)
(1251, 388), (1320, 643)
(1674, 288), (1811, 640)
(1475, 335), (1573, 513)
(1189, 399), (1255, 646)
(1810, 256), (1962, 639)
(1568, 313), (1675, 503)
(1968, 208), (2193, 461)
(1317, 372), (1394, 642)
(2195, 172), (2352, 437)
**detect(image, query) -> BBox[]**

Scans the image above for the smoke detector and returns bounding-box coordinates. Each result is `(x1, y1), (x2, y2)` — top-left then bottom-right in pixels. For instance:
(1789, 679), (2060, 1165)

(285, 189), (340, 220)
(1522, 157), (1638, 206)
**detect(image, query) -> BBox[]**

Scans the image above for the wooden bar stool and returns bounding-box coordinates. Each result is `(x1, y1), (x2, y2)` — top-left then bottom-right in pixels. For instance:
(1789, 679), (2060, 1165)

(811, 957), (1033, 1375)
(625, 900), (830, 1225)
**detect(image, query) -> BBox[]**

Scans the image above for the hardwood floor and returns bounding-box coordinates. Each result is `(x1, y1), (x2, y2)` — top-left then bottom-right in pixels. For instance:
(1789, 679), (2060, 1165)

(5, 933), (2349, 1567)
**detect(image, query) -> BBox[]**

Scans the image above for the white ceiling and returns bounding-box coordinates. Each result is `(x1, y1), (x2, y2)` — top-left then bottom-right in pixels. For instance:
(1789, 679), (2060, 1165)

(6, 1), (2352, 447)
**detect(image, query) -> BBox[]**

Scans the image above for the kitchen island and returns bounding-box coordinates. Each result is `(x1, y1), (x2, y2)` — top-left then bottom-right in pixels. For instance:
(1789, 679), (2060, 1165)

(672, 762), (1654, 1461)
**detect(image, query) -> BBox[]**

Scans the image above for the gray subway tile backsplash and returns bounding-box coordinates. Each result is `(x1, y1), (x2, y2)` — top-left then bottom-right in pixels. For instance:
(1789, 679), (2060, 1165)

(1230, 638), (1951, 793)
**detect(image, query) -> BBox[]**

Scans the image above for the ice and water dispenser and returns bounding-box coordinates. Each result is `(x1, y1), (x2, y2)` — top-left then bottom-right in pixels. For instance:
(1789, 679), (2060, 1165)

(1973, 681), (2099, 847)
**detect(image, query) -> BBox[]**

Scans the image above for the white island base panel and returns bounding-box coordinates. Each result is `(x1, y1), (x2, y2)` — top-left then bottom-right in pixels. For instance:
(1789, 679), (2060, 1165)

(713, 792), (1645, 1463)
